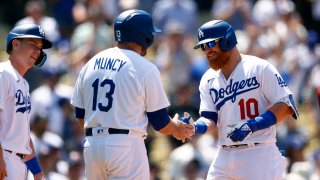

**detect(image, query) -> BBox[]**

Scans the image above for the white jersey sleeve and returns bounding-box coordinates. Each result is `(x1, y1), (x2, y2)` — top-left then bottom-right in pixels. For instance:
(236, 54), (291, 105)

(144, 67), (170, 112)
(70, 63), (88, 109)
(260, 63), (291, 104)
(260, 62), (299, 118)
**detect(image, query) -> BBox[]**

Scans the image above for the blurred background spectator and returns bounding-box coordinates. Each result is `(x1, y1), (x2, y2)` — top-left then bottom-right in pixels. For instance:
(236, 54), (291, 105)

(1, 0), (320, 179)
(16, 0), (61, 45)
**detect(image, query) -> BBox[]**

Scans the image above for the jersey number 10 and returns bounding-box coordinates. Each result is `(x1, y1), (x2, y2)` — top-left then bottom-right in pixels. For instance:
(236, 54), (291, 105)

(92, 78), (115, 112)
(238, 98), (259, 120)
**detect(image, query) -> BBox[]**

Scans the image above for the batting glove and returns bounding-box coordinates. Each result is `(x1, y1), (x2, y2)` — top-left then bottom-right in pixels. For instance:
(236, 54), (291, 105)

(180, 112), (195, 132)
(227, 120), (254, 142)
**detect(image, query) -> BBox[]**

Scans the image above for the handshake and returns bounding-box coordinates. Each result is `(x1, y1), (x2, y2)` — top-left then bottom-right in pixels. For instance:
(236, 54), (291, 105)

(171, 112), (196, 143)
(170, 112), (208, 142)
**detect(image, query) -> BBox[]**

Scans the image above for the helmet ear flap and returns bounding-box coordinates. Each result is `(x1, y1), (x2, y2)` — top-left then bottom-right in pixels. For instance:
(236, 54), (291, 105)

(34, 51), (47, 67)
(219, 35), (230, 51)
(219, 28), (237, 51)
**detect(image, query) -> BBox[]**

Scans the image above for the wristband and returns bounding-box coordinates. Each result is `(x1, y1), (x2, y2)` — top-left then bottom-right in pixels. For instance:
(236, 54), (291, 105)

(248, 111), (277, 132)
(194, 120), (207, 134)
(25, 157), (42, 175)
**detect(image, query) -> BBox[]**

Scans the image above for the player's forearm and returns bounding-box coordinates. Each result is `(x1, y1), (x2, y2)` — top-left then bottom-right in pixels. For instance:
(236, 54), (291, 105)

(268, 102), (293, 123)
(229, 102), (293, 140)
(24, 139), (43, 176)
(246, 102), (294, 133)
(24, 139), (36, 162)
(159, 119), (178, 135)
(159, 115), (193, 143)
(78, 118), (84, 130)
(196, 117), (216, 133)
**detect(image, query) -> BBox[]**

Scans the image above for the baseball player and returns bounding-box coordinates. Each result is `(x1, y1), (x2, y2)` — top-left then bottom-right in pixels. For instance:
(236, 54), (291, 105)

(0, 24), (52, 179)
(181, 20), (299, 180)
(70, 9), (193, 180)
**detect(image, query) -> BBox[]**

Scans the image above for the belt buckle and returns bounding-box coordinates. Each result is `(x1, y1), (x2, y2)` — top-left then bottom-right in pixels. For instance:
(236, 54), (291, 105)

(96, 128), (105, 134)
(92, 127), (108, 136)
(222, 144), (247, 149)
(230, 145), (242, 148)
(223, 143), (260, 149)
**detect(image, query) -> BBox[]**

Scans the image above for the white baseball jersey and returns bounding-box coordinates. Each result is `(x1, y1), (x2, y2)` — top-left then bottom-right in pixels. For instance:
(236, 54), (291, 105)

(0, 61), (32, 154)
(70, 47), (170, 134)
(199, 55), (296, 146)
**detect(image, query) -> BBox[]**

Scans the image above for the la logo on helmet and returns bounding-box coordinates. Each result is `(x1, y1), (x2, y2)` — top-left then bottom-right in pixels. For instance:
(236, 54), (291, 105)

(198, 29), (204, 38)
(38, 26), (45, 36)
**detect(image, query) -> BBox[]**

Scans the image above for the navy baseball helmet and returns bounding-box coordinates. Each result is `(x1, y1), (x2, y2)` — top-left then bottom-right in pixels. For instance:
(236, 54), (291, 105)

(194, 20), (237, 51)
(114, 9), (161, 48)
(6, 24), (52, 66)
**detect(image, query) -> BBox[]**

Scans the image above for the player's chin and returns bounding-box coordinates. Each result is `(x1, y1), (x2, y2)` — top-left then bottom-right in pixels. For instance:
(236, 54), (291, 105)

(27, 57), (37, 66)
(209, 61), (222, 70)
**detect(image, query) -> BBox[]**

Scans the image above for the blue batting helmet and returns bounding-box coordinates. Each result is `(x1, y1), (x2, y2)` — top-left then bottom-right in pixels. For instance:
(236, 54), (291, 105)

(114, 9), (161, 48)
(194, 20), (237, 51)
(6, 24), (52, 67)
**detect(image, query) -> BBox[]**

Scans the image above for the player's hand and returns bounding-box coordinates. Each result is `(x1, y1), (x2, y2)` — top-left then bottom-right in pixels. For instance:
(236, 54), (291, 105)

(180, 112), (195, 134)
(172, 114), (194, 143)
(227, 121), (253, 142)
(33, 172), (45, 180)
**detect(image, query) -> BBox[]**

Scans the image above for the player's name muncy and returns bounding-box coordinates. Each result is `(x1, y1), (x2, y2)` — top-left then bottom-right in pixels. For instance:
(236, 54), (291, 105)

(94, 57), (127, 72)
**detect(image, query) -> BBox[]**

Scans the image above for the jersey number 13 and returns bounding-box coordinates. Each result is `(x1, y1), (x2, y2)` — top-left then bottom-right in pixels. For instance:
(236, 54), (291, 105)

(92, 78), (115, 112)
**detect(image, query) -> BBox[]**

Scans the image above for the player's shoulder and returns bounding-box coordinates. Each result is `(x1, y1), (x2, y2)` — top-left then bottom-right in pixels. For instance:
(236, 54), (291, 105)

(201, 69), (218, 83)
(242, 54), (273, 67)
(115, 47), (158, 71)
(89, 47), (114, 60)
(0, 61), (19, 83)
(202, 68), (218, 77)
(0, 61), (14, 75)
(0, 61), (9, 72)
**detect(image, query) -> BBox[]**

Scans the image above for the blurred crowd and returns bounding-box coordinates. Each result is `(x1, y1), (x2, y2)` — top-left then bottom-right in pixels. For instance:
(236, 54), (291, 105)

(1, 0), (320, 179)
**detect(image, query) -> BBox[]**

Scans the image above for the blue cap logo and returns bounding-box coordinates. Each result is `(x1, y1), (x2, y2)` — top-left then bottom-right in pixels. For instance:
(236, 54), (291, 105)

(198, 29), (204, 39)
(38, 26), (45, 37)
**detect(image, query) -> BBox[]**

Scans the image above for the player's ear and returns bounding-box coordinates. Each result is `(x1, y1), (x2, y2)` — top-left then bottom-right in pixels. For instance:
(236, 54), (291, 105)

(11, 39), (20, 52)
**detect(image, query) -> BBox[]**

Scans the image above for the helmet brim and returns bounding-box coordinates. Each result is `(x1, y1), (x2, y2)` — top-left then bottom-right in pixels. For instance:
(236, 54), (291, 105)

(14, 34), (52, 49)
(193, 37), (219, 49)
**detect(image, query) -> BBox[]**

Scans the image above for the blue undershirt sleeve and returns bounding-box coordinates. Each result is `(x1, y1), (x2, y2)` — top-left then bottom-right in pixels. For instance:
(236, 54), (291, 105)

(75, 107), (85, 119)
(200, 111), (218, 125)
(147, 108), (170, 131)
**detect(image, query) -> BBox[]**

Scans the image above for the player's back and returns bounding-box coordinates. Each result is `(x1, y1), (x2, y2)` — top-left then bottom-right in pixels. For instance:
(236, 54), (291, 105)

(77, 47), (160, 132)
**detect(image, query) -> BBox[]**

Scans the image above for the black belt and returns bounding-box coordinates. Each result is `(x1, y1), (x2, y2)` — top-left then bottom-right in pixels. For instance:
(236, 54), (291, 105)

(222, 143), (260, 148)
(85, 127), (129, 136)
(4, 149), (25, 159)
